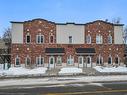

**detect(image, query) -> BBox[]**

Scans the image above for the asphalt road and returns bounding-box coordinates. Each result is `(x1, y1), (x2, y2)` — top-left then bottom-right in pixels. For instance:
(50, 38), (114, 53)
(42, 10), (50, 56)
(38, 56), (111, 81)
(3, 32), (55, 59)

(0, 81), (127, 95)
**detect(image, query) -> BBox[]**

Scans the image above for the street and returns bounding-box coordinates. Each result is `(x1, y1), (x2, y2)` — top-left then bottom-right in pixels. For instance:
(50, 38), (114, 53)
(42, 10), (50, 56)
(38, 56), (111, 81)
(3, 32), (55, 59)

(0, 81), (127, 95)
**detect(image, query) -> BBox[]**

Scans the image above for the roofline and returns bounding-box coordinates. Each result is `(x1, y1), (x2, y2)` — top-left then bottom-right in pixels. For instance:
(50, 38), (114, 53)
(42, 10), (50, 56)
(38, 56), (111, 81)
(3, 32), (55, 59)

(10, 19), (124, 26)
(85, 20), (124, 26)
(56, 22), (84, 25)
(10, 21), (24, 23)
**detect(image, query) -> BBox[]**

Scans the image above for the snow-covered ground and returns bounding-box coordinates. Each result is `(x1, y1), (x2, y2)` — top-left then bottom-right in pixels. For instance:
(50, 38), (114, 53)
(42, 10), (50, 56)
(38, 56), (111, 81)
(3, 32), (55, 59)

(0, 67), (47, 76)
(59, 67), (82, 74)
(0, 75), (127, 87)
(94, 66), (127, 73)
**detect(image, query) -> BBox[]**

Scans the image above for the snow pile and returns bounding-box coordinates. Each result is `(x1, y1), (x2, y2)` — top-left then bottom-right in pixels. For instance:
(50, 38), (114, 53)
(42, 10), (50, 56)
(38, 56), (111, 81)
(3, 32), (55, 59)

(59, 67), (82, 74)
(0, 67), (47, 76)
(94, 66), (127, 73)
(28, 67), (47, 75)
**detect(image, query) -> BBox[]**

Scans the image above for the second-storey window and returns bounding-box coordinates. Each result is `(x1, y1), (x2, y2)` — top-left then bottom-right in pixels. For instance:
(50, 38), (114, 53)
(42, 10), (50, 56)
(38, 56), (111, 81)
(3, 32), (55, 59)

(96, 34), (103, 44)
(86, 34), (91, 44)
(69, 36), (72, 44)
(108, 34), (112, 44)
(26, 33), (31, 43)
(36, 34), (44, 44)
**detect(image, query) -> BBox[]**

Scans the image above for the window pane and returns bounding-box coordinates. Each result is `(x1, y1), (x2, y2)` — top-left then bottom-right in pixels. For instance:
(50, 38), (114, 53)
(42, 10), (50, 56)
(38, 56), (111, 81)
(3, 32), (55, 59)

(69, 36), (72, 44)
(50, 36), (53, 43)
(115, 57), (119, 64)
(41, 58), (43, 64)
(50, 58), (54, 64)
(79, 57), (83, 64)
(26, 58), (30, 65)
(41, 36), (43, 43)
(97, 57), (99, 64)
(108, 57), (111, 64)
(27, 35), (30, 43)
(16, 58), (20, 65)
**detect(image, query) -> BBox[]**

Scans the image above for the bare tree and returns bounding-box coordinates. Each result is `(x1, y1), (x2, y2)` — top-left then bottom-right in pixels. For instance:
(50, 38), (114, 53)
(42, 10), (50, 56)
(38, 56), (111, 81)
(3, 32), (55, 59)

(2, 27), (11, 45)
(112, 17), (121, 24)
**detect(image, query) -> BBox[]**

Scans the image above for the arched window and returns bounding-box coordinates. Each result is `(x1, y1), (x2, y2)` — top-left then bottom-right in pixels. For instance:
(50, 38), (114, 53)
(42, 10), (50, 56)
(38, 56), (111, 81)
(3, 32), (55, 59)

(26, 33), (31, 43)
(86, 34), (91, 44)
(115, 56), (119, 64)
(108, 34), (112, 44)
(86, 56), (91, 64)
(78, 56), (83, 64)
(15, 56), (20, 66)
(96, 34), (103, 44)
(25, 56), (31, 66)
(49, 33), (54, 43)
(49, 56), (54, 64)
(108, 55), (112, 64)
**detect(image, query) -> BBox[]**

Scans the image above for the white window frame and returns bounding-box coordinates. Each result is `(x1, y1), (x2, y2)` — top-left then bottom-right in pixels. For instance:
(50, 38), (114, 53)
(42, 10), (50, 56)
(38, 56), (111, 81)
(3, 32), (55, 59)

(25, 56), (31, 66)
(49, 33), (54, 43)
(36, 34), (44, 44)
(86, 34), (91, 44)
(67, 55), (74, 65)
(36, 56), (44, 66)
(115, 55), (120, 64)
(86, 56), (91, 64)
(26, 33), (31, 44)
(108, 34), (112, 44)
(96, 55), (103, 65)
(56, 56), (62, 66)
(108, 55), (112, 64)
(69, 36), (72, 44)
(78, 56), (83, 64)
(49, 56), (55, 64)
(15, 55), (20, 66)
(96, 34), (103, 44)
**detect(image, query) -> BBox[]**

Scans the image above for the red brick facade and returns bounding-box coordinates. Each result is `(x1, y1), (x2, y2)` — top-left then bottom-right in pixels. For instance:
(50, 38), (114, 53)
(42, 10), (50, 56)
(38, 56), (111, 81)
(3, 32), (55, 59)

(11, 19), (125, 68)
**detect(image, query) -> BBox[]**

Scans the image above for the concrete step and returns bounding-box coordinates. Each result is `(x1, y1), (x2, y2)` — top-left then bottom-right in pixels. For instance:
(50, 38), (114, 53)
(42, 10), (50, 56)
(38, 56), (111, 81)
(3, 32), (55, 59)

(46, 68), (60, 75)
(83, 67), (101, 75)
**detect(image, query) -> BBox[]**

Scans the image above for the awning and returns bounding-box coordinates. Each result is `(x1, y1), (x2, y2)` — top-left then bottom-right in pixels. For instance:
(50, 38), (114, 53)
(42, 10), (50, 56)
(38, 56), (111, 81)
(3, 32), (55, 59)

(45, 48), (65, 55)
(75, 48), (95, 55)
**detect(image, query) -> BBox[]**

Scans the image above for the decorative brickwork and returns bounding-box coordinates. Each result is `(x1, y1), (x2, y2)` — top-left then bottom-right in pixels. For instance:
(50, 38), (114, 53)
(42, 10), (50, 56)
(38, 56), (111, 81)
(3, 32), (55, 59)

(11, 19), (125, 68)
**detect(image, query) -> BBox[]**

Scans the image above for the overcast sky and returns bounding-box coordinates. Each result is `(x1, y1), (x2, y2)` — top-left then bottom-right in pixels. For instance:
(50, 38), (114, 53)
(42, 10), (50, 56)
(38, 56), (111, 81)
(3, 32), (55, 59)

(0, 0), (127, 37)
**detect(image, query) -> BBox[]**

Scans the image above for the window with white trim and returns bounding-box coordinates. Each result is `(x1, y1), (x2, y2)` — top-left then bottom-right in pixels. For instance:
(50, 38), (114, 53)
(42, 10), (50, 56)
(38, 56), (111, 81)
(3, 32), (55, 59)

(15, 56), (20, 66)
(36, 56), (44, 66)
(49, 33), (54, 43)
(36, 34), (44, 44)
(108, 34), (112, 44)
(86, 34), (91, 44)
(115, 56), (119, 64)
(78, 56), (83, 64)
(26, 33), (31, 43)
(69, 36), (72, 44)
(25, 56), (31, 66)
(108, 55), (112, 64)
(96, 34), (103, 44)
(57, 56), (62, 65)
(67, 55), (74, 65)
(96, 55), (103, 65)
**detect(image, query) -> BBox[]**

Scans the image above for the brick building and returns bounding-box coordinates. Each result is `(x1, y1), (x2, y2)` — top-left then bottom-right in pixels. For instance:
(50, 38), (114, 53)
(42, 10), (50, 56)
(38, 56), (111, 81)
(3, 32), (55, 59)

(11, 19), (124, 68)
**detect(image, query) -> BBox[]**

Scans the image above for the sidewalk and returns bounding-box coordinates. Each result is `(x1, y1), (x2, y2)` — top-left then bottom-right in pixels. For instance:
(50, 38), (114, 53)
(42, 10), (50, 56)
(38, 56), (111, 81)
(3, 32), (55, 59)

(1, 75), (127, 87)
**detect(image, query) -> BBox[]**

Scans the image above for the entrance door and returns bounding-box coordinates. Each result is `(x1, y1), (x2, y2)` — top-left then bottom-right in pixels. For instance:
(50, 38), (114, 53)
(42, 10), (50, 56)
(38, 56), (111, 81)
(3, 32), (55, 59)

(49, 56), (55, 68)
(67, 55), (74, 65)
(78, 56), (84, 67)
(86, 56), (92, 67)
